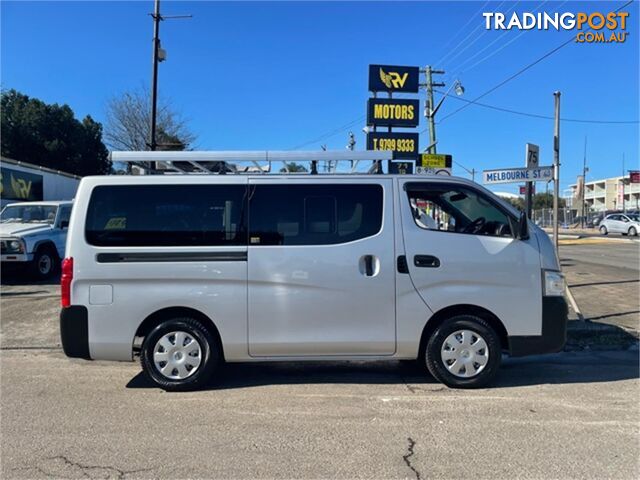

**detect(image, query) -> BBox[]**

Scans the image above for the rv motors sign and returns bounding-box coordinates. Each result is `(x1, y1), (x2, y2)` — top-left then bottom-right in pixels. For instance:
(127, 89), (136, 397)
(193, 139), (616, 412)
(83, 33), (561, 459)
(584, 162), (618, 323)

(367, 98), (419, 128)
(0, 167), (44, 201)
(368, 64), (420, 93)
(367, 132), (419, 159)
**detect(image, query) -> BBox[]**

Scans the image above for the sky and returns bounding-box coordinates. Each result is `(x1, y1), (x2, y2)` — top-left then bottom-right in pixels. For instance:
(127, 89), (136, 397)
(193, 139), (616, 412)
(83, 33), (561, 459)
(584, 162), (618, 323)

(1, 0), (638, 195)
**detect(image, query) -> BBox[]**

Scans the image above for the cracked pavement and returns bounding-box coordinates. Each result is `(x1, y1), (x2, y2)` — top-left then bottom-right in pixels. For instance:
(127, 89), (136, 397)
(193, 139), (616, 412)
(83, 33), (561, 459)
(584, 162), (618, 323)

(1, 242), (639, 478)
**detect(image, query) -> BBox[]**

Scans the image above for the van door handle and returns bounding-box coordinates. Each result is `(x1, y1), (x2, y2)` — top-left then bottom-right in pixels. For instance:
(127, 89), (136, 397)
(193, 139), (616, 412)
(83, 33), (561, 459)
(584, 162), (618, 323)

(359, 255), (376, 276)
(414, 255), (440, 268)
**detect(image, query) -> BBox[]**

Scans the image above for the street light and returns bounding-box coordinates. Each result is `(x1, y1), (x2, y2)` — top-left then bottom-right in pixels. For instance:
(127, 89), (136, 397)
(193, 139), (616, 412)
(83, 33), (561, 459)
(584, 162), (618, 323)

(428, 79), (465, 119)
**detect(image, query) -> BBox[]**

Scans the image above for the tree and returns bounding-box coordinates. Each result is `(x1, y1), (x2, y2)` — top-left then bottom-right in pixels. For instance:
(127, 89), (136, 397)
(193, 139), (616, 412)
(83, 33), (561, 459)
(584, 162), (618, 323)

(279, 162), (308, 173)
(532, 192), (565, 209)
(1, 89), (111, 175)
(104, 87), (195, 151)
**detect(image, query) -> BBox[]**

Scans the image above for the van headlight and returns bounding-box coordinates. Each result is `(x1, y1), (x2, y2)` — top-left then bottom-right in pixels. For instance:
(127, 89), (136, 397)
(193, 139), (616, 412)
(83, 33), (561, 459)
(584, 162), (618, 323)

(543, 270), (565, 297)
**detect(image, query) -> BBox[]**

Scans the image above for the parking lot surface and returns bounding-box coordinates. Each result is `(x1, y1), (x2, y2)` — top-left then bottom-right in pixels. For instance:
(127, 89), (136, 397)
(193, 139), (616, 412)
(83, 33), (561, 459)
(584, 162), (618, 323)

(1, 241), (639, 479)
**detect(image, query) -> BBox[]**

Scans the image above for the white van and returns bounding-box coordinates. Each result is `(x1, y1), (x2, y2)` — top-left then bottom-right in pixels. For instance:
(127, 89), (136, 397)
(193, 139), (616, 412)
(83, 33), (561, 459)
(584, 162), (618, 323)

(60, 153), (567, 390)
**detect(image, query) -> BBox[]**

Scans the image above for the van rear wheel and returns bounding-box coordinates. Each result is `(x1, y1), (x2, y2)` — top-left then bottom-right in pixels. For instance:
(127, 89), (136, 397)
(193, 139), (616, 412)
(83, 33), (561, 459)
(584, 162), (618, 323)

(141, 317), (219, 391)
(425, 315), (501, 389)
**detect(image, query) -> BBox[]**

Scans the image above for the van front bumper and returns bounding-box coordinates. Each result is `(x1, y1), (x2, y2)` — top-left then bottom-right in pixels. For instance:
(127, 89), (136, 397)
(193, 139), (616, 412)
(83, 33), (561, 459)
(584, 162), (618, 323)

(60, 306), (91, 359)
(508, 296), (568, 357)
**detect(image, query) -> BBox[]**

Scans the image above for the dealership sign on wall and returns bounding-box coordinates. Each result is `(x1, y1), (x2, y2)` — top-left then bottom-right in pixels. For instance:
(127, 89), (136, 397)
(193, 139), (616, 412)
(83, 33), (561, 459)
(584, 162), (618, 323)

(0, 167), (44, 201)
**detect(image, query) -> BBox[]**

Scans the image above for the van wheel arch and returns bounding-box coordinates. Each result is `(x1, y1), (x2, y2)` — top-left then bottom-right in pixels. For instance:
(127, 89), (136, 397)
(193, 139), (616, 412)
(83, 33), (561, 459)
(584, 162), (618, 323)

(418, 305), (509, 359)
(134, 307), (224, 361)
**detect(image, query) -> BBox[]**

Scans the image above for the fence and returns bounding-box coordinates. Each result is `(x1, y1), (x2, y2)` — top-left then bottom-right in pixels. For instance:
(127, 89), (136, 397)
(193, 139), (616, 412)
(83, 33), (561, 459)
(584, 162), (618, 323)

(532, 208), (581, 228)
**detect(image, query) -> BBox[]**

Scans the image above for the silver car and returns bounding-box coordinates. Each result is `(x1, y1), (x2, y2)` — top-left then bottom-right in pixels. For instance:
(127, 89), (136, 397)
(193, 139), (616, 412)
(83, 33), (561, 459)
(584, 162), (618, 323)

(599, 213), (640, 236)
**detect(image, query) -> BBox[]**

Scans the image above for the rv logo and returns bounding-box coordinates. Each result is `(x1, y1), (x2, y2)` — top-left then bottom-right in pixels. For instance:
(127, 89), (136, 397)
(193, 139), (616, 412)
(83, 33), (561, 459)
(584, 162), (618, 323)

(379, 68), (408, 89)
(10, 174), (32, 199)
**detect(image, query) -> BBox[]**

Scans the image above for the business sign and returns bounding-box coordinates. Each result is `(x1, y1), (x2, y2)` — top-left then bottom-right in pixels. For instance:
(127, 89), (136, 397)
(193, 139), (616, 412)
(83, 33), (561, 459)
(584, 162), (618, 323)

(630, 171), (640, 183)
(388, 161), (414, 174)
(483, 166), (553, 184)
(367, 98), (420, 128)
(0, 167), (44, 201)
(368, 64), (420, 93)
(519, 184), (536, 195)
(367, 132), (419, 159)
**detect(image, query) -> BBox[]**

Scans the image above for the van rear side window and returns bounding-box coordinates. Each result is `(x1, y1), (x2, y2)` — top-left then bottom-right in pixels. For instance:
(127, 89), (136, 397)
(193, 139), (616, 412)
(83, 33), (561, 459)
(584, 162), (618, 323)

(85, 185), (247, 246)
(249, 184), (383, 245)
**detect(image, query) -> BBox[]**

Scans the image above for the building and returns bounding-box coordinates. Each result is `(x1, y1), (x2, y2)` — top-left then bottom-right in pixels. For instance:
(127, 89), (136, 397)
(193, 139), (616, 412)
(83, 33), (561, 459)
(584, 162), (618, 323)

(569, 175), (640, 213)
(1, 157), (81, 208)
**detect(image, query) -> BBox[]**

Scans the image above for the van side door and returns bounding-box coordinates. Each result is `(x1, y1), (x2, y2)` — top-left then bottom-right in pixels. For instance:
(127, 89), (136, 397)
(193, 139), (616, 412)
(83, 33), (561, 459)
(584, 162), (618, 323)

(247, 179), (396, 356)
(399, 180), (543, 337)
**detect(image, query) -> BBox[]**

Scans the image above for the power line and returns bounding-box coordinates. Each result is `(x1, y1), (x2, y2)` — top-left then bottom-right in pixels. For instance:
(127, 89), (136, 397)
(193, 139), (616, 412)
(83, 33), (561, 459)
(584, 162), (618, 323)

(434, 90), (639, 124)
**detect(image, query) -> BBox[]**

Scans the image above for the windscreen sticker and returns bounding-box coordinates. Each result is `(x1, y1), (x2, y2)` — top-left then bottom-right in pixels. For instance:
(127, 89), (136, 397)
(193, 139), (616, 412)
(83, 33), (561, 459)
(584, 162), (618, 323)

(104, 217), (127, 230)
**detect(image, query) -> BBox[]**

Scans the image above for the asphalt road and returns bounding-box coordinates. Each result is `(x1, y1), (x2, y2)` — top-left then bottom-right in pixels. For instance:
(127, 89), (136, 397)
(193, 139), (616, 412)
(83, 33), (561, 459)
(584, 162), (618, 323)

(1, 350), (638, 479)
(1, 241), (639, 479)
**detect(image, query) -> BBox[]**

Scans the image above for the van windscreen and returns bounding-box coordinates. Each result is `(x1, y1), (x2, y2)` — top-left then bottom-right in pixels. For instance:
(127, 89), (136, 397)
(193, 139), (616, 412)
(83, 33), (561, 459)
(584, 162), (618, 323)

(85, 184), (247, 247)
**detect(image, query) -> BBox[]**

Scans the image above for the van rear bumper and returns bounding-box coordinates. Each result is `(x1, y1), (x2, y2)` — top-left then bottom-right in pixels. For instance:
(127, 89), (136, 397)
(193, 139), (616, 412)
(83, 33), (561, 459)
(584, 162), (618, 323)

(508, 297), (568, 357)
(60, 306), (91, 359)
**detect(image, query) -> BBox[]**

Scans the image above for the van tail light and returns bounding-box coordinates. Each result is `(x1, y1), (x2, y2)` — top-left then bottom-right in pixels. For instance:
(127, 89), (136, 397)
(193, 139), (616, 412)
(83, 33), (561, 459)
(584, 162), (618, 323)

(61, 257), (73, 307)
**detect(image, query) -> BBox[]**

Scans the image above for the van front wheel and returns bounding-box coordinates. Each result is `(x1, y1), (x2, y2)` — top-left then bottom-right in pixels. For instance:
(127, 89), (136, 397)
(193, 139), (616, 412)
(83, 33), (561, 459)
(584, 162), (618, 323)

(141, 318), (219, 391)
(425, 315), (501, 389)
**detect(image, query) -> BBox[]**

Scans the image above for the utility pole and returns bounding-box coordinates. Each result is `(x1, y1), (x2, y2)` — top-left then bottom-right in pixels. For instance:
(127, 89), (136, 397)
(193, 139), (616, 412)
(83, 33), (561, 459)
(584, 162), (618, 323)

(148, 0), (191, 155)
(581, 136), (587, 228)
(622, 153), (626, 213)
(553, 91), (561, 253)
(423, 65), (445, 154)
(149, 0), (161, 152)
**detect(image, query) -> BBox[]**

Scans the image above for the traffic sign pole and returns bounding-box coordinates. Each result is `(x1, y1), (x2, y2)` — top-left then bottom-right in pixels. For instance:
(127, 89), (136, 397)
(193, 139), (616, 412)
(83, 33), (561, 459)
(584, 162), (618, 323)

(553, 92), (561, 254)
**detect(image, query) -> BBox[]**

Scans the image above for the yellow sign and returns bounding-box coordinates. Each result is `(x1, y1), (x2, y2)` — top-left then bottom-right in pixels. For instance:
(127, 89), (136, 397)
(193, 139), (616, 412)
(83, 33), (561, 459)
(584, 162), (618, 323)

(104, 217), (127, 230)
(420, 154), (452, 168)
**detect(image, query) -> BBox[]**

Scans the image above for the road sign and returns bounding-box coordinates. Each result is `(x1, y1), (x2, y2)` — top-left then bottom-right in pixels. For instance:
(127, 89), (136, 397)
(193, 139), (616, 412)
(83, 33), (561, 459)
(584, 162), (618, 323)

(419, 153), (452, 175)
(630, 171), (640, 183)
(483, 166), (553, 184)
(367, 98), (419, 128)
(526, 143), (539, 168)
(388, 161), (413, 174)
(519, 184), (535, 195)
(367, 132), (419, 159)
(368, 64), (420, 93)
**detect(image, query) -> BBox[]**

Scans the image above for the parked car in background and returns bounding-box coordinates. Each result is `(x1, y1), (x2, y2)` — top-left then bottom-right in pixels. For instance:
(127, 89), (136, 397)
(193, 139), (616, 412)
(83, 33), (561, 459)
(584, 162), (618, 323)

(0, 201), (73, 278)
(599, 213), (640, 236)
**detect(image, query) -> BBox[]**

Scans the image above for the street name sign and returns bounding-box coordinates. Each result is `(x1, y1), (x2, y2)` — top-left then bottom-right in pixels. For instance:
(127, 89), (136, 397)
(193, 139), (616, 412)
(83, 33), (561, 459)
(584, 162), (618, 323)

(483, 166), (553, 184)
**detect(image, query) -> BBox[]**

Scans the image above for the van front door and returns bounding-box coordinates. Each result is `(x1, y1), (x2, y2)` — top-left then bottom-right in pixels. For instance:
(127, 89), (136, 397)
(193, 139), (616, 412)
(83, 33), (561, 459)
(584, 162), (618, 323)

(399, 180), (543, 337)
(247, 179), (396, 356)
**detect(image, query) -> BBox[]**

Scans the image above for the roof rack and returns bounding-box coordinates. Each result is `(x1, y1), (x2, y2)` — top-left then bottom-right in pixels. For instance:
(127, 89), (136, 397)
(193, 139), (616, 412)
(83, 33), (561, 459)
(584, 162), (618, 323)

(110, 150), (395, 175)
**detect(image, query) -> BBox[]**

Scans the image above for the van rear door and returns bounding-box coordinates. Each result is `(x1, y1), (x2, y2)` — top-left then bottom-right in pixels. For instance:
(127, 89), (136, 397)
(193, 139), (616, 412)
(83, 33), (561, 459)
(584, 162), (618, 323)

(399, 179), (542, 337)
(247, 179), (396, 356)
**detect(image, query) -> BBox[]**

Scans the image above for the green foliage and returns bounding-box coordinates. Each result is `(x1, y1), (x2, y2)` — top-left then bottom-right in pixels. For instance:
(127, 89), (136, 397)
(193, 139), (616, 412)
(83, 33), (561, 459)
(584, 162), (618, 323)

(1, 89), (111, 175)
(279, 162), (308, 173)
(532, 192), (565, 209)
(505, 196), (525, 211)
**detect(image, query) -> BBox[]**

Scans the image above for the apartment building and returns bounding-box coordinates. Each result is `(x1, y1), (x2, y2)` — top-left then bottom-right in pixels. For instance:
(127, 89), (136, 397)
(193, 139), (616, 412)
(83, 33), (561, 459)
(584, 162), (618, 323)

(569, 175), (640, 213)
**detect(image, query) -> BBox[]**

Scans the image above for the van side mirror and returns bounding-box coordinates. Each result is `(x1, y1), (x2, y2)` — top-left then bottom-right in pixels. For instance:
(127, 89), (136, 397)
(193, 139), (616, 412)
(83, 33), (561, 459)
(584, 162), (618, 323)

(517, 212), (529, 240)
(60, 220), (69, 229)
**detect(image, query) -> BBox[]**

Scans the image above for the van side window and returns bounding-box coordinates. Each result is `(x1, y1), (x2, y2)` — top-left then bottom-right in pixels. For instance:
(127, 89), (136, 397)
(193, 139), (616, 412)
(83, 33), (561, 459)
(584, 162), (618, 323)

(249, 184), (383, 245)
(406, 184), (515, 238)
(85, 185), (247, 246)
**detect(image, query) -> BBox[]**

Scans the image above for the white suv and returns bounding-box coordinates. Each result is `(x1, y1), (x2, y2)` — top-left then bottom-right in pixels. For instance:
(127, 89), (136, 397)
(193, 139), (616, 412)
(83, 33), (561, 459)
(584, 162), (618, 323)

(0, 201), (73, 278)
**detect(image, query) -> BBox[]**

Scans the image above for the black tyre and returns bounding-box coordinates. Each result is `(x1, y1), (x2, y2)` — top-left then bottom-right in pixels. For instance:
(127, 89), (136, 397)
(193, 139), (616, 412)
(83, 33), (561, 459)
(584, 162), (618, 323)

(599, 225), (608, 235)
(425, 315), (501, 389)
(629, 226), (637, 236)
(31, 245), (58, 280)
(141, 317), (219, 391)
